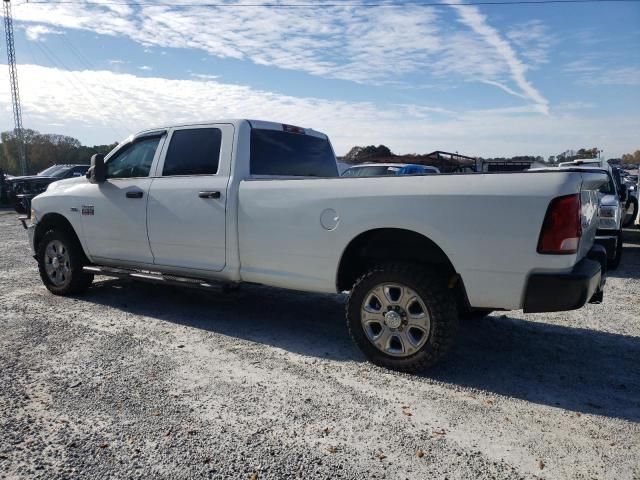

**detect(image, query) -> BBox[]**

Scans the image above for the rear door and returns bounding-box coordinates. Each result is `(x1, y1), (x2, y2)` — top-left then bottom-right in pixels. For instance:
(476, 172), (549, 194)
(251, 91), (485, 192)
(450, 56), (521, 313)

(146, 124), (233, 271)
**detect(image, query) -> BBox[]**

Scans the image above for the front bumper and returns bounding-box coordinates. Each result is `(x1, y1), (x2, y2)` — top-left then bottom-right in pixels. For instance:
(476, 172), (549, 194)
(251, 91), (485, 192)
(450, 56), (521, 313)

(523, 245), (607, 313)
(19, 216), (37, 255)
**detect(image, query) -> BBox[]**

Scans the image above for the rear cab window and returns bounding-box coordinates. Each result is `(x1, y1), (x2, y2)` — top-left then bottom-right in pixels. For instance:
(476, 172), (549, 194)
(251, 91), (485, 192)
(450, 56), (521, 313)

(249, 126), (338, 178)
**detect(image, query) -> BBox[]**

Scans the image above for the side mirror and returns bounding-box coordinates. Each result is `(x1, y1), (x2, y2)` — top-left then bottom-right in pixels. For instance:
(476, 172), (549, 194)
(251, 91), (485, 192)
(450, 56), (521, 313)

(88, 154), (106, 184)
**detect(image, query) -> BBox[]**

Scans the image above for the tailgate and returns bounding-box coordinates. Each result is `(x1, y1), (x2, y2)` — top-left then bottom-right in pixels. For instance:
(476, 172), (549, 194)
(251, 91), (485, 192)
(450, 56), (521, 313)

(577, 172), (609, 261)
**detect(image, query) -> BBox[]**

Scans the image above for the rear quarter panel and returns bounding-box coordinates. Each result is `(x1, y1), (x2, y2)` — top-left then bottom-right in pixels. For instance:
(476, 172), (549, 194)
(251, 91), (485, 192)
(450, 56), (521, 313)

(237, 172), (589, 309)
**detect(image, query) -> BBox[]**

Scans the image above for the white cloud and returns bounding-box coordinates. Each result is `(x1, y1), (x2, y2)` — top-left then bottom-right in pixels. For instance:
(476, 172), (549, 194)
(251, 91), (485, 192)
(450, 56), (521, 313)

(447, 1), (549, 113)
(13, 1), (548, 108)
(581, 67), (640, 86)
(190, 73), (220, 80)
(138, 65), (153, 71)
(1, 64), (636, 158)
(24, 24), (63, 42)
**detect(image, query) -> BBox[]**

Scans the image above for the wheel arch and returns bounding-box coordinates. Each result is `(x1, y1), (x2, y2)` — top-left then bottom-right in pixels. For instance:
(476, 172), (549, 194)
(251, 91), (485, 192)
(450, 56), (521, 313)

(34, 213), (89, 262)
(336, 228), (470, 310)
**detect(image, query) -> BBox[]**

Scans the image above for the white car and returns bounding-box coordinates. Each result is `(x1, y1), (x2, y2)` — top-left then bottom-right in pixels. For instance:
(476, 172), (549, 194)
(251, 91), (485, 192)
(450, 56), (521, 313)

(23, 119), (608, 371)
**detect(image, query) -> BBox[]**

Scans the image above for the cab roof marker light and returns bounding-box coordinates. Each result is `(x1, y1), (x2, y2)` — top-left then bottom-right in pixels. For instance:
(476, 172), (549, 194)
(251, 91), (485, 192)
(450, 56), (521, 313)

(282, 124), (306, 134)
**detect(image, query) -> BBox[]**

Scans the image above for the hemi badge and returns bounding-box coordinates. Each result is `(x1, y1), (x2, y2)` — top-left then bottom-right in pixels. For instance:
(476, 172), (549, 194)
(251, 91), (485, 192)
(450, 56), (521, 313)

(81, 205), (94, 216)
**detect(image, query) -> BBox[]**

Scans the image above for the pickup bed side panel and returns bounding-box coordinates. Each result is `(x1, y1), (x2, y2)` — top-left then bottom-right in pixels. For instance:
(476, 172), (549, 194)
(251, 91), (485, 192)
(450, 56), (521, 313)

(237, 172), (587, 310)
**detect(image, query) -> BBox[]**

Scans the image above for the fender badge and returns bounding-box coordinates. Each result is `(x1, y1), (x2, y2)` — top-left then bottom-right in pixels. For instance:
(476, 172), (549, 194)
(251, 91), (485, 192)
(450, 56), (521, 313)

(81, 205), (94, 216)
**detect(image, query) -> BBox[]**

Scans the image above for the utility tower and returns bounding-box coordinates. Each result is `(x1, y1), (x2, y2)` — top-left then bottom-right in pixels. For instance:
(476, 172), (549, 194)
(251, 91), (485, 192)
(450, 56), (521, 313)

(3, 0), (26, 175)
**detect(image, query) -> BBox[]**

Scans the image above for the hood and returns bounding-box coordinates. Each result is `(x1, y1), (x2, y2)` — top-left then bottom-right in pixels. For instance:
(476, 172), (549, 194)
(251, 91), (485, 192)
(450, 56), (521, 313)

(9, 175), (56, 182)
(45, 175), (87, 192)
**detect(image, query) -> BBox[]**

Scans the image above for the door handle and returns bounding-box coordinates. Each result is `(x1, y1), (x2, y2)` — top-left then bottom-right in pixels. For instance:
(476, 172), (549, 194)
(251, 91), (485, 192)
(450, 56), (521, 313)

(126, 191), (144, 199)
(198, 191), (221, 199)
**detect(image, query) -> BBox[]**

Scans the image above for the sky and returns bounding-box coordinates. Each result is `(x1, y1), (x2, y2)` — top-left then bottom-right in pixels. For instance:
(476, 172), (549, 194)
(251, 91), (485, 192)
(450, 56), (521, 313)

(1, 0), (639, 158)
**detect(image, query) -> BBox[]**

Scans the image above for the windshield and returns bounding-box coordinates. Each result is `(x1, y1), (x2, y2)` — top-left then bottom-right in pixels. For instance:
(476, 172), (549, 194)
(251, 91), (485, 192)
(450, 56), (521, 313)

(51, 166), (73, 178)
(37, 165), (64, 176)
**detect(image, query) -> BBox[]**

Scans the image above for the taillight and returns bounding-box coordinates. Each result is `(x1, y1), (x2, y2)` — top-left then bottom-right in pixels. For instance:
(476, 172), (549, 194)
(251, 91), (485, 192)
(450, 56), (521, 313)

(537, 193), (582, 254)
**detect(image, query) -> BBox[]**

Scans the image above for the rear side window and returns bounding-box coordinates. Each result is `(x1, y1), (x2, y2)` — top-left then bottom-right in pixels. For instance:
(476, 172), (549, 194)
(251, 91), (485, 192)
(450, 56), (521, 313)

(250, 128), (338, 177)
(163, 128), (221, 176)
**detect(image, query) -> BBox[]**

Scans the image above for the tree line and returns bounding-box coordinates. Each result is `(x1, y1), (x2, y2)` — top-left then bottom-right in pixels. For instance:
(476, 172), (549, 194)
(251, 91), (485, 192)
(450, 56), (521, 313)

(0, 129), (117, 176)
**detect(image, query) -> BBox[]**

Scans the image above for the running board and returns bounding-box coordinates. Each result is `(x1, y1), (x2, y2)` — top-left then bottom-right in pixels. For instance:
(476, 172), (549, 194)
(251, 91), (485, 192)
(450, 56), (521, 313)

(83, 265), (237, 292)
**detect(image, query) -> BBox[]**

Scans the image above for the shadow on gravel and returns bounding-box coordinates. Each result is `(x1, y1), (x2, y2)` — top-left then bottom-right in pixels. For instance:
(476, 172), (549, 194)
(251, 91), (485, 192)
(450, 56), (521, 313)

(426, 316), (640, 423)
(84, 269), (640, 424)
(608, 228), (640, 280)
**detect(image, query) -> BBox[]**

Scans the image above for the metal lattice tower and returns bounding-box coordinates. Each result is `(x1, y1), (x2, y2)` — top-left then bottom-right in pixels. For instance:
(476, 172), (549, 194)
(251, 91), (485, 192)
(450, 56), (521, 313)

(3, 0), (26, 175)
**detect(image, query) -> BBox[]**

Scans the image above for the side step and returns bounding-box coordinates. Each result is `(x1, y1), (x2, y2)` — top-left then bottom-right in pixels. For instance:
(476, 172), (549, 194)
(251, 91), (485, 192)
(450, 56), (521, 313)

(83, 265), (238, 292)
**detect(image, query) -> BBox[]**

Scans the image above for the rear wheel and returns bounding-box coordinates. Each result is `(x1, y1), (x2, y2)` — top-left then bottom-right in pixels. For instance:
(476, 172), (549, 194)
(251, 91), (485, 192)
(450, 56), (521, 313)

(346, 263), (458, 372)
(37, 229), (94, 295)
(12, 198), (27, 214)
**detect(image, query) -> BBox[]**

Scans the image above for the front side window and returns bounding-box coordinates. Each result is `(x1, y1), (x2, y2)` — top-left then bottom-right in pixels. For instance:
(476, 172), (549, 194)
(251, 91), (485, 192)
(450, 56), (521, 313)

(250, 128), (338, 177)
(162, 128), (221, 176)
(106, 137), (161, 179)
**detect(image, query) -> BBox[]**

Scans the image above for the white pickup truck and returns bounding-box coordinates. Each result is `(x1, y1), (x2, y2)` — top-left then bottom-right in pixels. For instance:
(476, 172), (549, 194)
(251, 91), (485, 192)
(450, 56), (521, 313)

(23, 119), (609, 371)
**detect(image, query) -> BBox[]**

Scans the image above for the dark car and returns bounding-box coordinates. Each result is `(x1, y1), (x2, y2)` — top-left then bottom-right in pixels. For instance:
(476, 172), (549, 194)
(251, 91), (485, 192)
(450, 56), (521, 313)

(7, 164), (90, 214)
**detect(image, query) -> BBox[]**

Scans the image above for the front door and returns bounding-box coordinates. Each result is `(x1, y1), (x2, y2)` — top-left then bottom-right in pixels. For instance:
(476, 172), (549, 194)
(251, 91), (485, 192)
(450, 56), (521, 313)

(80, 134), (165, 264)
(146, 125), (232, 271)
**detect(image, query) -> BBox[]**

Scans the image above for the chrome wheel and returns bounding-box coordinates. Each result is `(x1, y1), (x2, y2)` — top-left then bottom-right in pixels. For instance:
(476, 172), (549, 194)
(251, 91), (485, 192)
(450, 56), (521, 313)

(360, 283), (431, 357)
(43, 240), (71, 287)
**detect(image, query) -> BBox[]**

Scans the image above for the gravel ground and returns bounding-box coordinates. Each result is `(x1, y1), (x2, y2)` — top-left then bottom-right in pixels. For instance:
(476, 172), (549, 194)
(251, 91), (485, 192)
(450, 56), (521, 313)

(1, 210), (639, 479)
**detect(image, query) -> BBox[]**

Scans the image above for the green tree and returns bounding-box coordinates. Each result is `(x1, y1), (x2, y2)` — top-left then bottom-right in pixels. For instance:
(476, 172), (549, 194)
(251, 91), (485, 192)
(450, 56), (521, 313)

(0, 129), (117, 175)
(621, 150), (640, 165)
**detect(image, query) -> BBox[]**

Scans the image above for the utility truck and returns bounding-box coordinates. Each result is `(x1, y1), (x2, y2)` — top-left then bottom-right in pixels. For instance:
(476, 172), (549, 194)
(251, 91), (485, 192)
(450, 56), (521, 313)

(22, 120), (608, 371)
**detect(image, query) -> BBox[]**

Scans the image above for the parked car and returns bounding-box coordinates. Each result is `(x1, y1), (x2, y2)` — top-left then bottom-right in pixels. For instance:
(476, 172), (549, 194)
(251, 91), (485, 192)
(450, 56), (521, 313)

(618, 169), (638, 227)
(7, 164), (90, 214)
(342, 163), (440, 177)
(0, 169), (12, 205)
(22, 120), (608, 372)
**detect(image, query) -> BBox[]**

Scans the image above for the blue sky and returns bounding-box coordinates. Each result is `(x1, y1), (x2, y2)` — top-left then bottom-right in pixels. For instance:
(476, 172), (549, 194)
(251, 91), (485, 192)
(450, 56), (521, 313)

(1, 0), (639, 157)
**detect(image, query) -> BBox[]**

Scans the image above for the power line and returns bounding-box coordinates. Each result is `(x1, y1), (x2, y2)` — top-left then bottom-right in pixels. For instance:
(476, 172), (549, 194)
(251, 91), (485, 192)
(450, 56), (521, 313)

(16, 0), (640, 7)
(31, 39), (129, 139)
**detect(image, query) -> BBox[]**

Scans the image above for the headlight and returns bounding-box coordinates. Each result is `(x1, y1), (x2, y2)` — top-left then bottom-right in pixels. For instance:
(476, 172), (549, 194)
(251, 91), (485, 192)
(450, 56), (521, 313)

(598, 205), (618, 229)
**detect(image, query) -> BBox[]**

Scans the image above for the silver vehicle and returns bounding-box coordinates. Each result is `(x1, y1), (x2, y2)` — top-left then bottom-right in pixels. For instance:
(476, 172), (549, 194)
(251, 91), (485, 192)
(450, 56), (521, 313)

(547, 160), (625, 269)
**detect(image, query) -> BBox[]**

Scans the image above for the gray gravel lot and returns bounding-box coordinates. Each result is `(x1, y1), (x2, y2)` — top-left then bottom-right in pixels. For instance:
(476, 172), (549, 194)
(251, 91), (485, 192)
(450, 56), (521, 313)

(1, 210), (639, 479)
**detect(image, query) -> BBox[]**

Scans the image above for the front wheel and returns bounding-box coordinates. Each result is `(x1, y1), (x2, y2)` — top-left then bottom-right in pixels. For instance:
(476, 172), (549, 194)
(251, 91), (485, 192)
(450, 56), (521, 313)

(37, 229), (94, 295)
(346, 264), (458, 372)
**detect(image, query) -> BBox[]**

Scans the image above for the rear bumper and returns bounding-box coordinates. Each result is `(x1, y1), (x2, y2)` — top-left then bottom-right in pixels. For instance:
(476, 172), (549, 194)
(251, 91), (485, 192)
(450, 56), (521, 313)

(523, 245), (607, 313)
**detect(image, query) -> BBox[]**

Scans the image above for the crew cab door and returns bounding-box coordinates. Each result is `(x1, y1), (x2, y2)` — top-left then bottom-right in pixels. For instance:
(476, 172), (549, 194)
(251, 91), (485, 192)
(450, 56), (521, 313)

(80, 133), (165, 264)
(146, 124), (232, 271)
